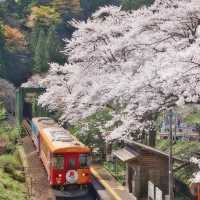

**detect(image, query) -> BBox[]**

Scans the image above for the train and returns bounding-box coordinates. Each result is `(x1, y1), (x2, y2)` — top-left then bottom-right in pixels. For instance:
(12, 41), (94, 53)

(191, 183), (200, 200)
(30, 117), (92, 195)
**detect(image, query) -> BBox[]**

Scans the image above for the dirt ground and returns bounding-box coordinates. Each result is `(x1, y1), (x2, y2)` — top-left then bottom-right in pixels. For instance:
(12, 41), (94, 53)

(22, 136), (56, 200)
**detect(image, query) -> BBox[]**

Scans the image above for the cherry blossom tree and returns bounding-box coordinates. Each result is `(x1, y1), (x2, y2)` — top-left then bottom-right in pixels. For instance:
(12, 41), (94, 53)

(191, 157), (200, 183)
(38, 0), (200, 147)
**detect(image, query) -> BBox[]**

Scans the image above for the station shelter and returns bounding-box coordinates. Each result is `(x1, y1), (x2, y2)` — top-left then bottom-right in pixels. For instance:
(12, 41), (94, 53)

(111, 140), (172, 200)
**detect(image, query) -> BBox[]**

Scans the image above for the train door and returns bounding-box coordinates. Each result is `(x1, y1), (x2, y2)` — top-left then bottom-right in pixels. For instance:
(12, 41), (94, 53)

(66, 154), (79, 170)
(66, 154), (79, 184)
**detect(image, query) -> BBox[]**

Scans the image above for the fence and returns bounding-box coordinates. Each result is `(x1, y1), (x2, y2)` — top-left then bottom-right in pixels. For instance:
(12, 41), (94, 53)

(148, 181), (168, 200)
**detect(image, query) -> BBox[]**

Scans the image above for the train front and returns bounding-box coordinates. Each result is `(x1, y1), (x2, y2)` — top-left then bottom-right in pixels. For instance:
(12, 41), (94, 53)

(44, 128), (92, 197)
(50, 150), (91, 186)
(40, 127), (92, 197)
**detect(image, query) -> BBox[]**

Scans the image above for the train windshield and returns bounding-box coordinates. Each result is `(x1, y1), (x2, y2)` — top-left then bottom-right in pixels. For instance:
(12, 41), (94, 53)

(79, 154), (90, 168)
(53, 155), (64, 170)
(69, 158), (76, 169)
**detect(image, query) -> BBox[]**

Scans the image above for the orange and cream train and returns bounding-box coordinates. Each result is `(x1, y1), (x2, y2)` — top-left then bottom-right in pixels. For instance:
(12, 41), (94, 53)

(191, 183), (200, 200)
(31, 117), (91, 188)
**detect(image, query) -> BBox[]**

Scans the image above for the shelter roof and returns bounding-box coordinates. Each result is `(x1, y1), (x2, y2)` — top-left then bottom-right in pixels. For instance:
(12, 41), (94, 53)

(113, 146), (139, 162)
(119, 139), (186, 163)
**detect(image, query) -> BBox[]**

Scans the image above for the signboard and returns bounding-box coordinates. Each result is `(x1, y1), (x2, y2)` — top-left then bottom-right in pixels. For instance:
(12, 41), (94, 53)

(148, 181), (155, 200)
(24, 92), (37, 103)
(156, 187), (162, 200)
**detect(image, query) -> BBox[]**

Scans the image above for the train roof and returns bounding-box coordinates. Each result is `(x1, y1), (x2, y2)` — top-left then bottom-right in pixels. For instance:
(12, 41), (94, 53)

(32, 117), (57, 129)
(40, 127), (90, 154)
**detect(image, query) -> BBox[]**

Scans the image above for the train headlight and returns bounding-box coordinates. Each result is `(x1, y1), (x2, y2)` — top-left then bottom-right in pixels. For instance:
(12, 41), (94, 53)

(82, 173), (86, 176)
(56, 174), (62, 184)
(82, 172), (88, 177)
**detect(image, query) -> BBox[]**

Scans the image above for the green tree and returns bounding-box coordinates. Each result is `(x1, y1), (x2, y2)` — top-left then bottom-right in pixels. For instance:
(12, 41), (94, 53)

(17, 0), (38, 12)
(30, 24), (41, 51)
(0, 52), (6, 79)
(0, 23), (6, 79)
(33, 29), (48, 72)
(30, 6), (61, 28)
(0, 3), (6, 18)
(121, 0), (154, 10)
(185, 109), (200, 142)
(45, 25), (60, 62)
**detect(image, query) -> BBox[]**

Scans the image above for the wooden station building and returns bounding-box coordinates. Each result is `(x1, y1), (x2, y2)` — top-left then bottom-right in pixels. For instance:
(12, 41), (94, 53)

(112, 140), (172, 200)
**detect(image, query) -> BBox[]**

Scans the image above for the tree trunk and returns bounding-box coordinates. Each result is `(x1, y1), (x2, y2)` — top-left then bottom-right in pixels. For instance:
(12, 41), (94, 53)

(149, 128), (156, 147)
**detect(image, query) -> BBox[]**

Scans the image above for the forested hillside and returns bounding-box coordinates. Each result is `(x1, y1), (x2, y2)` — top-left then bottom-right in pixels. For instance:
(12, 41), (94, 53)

(0, 0), (155, 86)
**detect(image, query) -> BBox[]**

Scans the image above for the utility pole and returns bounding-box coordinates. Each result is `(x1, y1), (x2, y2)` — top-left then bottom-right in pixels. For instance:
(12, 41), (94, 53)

(168, 109), (174, 200)
(174, 111), (177, 143)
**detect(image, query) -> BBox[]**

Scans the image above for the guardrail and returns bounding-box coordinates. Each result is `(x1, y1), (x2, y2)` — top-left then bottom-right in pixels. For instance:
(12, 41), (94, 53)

(22, 120), (32, 136)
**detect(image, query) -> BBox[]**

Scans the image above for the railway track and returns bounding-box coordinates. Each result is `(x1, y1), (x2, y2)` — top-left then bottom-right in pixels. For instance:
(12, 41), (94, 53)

(22, 136), (99, 200)
(22, 120), (100, 200)
(55, 187), (98, 200)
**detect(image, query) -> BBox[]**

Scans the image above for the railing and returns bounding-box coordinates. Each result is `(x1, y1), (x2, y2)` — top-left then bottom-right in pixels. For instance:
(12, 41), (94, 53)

(22, 120), (32, 136)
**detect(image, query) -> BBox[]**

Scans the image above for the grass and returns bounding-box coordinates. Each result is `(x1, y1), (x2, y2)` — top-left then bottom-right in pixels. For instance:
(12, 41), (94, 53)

(184, 109), (200, 124)
(0, 102), (7, 122)
(0, 151), (26, 200)
(103, 160), (126, 185)
(156, 139), (200, 159)
(0, 118), (21, 153)
(156, 139), (200, 185)
(0, 102), (26, 199)
(0, 168), (26, 200)
(0, 153), (21, 167)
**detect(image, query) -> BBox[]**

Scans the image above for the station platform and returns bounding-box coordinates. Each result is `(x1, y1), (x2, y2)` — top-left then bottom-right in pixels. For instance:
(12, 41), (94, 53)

(91, 165), (137, 200)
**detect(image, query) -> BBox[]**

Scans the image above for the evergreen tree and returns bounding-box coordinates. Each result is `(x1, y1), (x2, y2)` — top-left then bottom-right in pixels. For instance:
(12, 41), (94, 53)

(0, 23), (6, 79)
(46, 25), (65, 64)
(0, 22), (5, 51)
(121, 0), (154, 10)
(46, 26), (58, 62)
(30, 24), (41, 51)
(17, 0), (38, 16)
(0, 50), (6, 79)
(33, 29), (48, 72)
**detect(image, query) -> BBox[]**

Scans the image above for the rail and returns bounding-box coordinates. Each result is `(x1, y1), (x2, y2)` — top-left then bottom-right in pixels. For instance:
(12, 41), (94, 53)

(21, 119), (102, 200)
(23, 120), (32, 136)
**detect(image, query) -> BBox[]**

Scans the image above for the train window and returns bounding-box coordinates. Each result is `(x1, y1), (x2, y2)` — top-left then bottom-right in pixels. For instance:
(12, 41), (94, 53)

(53, 155), (64, 170)
(79, 154), (90, 168)
(41, 141), (48, 158)
(69, 159), (75, 169)
(193, 186), (198, 196)
(31, 122), (38, 135)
